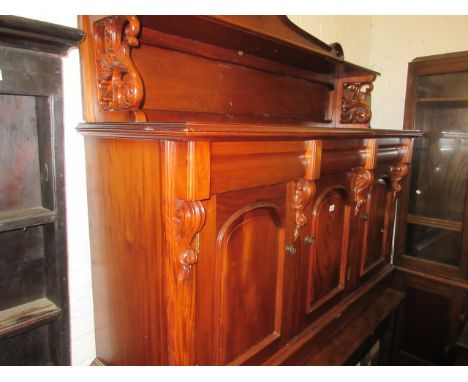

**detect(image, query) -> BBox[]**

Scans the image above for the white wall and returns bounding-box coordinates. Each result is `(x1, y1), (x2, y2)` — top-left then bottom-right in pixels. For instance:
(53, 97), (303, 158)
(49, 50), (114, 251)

(17, 15), (468, 366)
(289, 16), (468, 130)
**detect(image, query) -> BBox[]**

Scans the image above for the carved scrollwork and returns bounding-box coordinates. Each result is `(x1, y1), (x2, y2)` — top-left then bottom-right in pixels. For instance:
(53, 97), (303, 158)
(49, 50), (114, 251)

(341, 81), (373, 124)
(174, 200), (206, 283)
(291, 179), (316, 242)
(93, 16), (144, 112)
(351, 168), (374, 216)
(389, 164), (409, 198)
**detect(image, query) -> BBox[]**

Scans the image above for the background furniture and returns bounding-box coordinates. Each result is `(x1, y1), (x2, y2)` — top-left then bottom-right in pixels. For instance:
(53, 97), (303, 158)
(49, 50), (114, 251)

(0, 16), (83, 365)
(455, 321), (468, 365)
(78, 15), (420, 365)
(394, 51), (468, 365)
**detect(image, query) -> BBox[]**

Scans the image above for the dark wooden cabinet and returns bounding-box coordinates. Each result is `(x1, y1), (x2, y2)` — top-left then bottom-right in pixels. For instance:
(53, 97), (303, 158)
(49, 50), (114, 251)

(78, 15), (420, 365)
(392, 271), (467, 365)
(0, 17), (83, 365)
(394, 51), (468, 365)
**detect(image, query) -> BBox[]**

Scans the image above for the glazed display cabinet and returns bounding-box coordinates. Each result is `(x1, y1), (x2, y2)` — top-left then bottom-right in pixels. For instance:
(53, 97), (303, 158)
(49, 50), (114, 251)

(0, 16), (83, 365)
(394, 51), (468, 365)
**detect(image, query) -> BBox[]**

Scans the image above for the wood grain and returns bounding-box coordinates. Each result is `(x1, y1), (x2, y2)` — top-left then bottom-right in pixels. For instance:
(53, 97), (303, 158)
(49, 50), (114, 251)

(307, 188), (349, 312)
(85, 137), (165, 365)
(78, 16), (422, 366)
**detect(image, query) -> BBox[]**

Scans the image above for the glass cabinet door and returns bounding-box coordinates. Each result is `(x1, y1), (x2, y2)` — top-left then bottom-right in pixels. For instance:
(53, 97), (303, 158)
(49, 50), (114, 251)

(405, 71), (468, 269)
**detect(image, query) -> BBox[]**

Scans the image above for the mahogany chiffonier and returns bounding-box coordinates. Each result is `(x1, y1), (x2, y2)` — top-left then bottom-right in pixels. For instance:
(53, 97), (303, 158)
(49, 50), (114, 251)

(77, 16), (421, 365)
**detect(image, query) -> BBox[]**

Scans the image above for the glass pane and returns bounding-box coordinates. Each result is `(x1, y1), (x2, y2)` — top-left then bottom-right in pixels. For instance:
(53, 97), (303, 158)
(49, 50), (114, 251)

(405, 224), (461, 266)
(417, 72), (468, 99)
(0, 94), (42, 213)
(405, 71), (468, 267)
(410, 107), (468, 221)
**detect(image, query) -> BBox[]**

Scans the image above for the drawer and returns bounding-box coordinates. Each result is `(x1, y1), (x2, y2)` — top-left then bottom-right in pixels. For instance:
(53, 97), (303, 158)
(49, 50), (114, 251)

(210, 141), (307, 193)
(376, 138), (406, 166)
(320, 139), (367, 176)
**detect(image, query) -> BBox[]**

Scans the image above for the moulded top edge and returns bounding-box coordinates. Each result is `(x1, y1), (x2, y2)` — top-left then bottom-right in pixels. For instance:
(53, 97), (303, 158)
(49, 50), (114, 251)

(77, 122), (422, 140)
(0, 16), (85, 56)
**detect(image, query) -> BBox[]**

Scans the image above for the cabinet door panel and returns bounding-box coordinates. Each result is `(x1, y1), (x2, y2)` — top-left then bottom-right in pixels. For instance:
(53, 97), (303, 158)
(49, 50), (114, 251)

(218, 205), (281, 363)
(214, 185), (285, 365)
(306, 188), (349, 312)
(359, 177), (393, 276)
(401, 286), (451, 364)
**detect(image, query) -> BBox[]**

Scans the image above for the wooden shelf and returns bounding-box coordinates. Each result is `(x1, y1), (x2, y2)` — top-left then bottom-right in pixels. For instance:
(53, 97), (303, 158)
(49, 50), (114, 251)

(407, 214), (462, 232)
(0, 298), (61, 339)
(0, 207), (56, 233)
(417, 97), (468, 104)
(441, 131), (468, 139)
(306, 288), (405, 365)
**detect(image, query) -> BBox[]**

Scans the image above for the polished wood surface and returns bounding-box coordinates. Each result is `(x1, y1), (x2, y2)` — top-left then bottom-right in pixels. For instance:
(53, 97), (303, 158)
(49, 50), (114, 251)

(359, 177), (392, 275)
(266, 266), (396, 365)
(78, 15), (420, 365)
(85, 138), (165, 365)
(306, 288), (404, 365)
(79, 15), (377, 126)
(215, 186), (285, 364)
(307, 185), (349, 313)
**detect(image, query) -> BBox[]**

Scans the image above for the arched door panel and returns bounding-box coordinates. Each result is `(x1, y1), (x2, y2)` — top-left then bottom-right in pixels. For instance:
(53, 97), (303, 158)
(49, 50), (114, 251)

(215, 200), (284, 364)
(359, 177), (393, 276)
(306, 187), (350, 313)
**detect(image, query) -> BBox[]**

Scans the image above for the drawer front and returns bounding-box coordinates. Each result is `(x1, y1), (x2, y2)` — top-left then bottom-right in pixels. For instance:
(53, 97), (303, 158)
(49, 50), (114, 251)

(210, 141), (307, 193)
(320, 139), (367, 176)
(376, 137), (406, 167)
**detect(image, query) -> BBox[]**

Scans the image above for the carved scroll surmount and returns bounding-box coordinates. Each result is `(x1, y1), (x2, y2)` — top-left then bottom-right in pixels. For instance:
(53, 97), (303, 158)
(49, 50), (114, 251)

(291, 179), (316, 242)
(175, 200), (206, 283)
(341, 81), (373, 124)
(352, 168), (374, 216)
(389, 164), (409, 199)
(93, 16), (144, 112)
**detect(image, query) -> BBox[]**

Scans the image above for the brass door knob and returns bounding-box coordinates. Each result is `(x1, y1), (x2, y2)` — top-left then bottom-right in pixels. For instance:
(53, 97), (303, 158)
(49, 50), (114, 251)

(285, 245), (297, 255)
(304, 235), (315, 245)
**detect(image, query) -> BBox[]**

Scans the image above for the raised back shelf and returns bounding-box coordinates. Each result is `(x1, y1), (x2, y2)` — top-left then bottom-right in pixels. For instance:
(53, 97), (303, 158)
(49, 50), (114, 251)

(79, 15), (378, 128)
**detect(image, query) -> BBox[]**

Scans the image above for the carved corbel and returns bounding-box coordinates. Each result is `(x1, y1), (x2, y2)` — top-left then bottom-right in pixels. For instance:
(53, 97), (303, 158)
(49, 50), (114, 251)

(341, 81), (373, 124)
(389, 164), (409, 199)
(351, 168), (374, 216)
(291, 179), (316, 242)
(93, 16), (144, 112)
(174, 200), (206, 283)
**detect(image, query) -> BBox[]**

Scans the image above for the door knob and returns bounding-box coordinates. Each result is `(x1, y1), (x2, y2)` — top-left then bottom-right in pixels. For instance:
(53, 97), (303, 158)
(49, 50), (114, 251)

(285, 245), (297, 255)
(304, 235), (315, 245)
